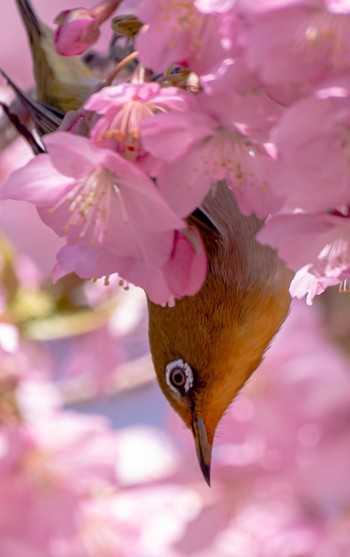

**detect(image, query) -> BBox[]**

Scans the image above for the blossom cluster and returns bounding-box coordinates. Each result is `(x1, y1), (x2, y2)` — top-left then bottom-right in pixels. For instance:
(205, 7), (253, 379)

(2, 0), (350, 305)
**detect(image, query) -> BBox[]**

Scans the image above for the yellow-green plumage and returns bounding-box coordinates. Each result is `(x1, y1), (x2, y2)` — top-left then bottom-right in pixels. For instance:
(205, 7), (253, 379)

(16, 0), (98, 113)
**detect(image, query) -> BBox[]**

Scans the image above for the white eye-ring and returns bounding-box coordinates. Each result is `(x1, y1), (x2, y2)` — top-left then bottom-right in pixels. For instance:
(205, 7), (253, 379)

(165, 359), (193, 395)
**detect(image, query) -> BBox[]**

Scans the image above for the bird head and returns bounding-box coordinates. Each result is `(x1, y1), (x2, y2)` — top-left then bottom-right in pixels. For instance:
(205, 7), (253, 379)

(148, 259), (291, 485)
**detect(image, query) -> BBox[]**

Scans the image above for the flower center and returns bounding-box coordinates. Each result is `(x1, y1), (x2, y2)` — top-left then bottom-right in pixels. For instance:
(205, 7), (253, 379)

(100, 101), (158, 160)
(49, 168), (117, 244)
(198, 129), (266, 192)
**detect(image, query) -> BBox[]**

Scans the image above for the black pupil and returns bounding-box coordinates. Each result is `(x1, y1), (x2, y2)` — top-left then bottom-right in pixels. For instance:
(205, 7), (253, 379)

(170, 368), (186, 387)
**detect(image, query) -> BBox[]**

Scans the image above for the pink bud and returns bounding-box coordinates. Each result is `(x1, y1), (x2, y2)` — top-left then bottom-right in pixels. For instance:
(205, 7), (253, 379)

(54, 1), (122, 57)
(54, 8), (100, 56)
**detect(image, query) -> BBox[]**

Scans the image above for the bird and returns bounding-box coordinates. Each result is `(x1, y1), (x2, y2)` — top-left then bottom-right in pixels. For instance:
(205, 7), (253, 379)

(15, 0), (98, 113)
(147, 183), (292, 485)
(13, 0), (292, 487)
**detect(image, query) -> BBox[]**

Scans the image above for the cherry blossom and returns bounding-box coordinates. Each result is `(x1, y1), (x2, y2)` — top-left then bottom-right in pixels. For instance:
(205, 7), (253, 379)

(136, 0), (230, 75)
(243, 1), (350, 92)
(289, 265), (340, 304)
(1, 132), (210, 305)
(270, 76), (350, 212)
(258, 211), (350, 302)
(85, 82), (189, 162)
(259, 212), (350, 270)
(0, 411), (119, 557)
(142, 89), (282, 218)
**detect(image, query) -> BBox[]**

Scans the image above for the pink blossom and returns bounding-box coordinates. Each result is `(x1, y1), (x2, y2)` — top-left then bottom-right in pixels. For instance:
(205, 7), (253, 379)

(136, 0), (228, 75)
(197, 10), (257, 95)
(142, 90), (282, 218)
(52, 222), (207, 306)
(54, 0), (122, 56)
(0, 412), (119, 556)
(259, 212), (350, 275)
(162, 226), (208, 300)
(1, 132), (203, 304)
(85, 82), (189, 162)
(0, 137), (64, 275)
(289, 265), (340, 304)
(200, 54), (258, 96)
(54, 9), (100, 57)
(112, 225), (207, 306)
(58, 109), (96, 137)
(244, 1), (350, 91)
(258, 211), (350, 302)
(270, 78), (350, 212)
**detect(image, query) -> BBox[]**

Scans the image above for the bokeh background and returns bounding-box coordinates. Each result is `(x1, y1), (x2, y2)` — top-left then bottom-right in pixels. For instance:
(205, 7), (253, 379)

(1, 1), (350, 555)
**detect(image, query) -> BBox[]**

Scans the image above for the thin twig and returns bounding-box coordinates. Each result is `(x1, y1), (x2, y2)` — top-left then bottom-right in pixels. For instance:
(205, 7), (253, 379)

(103, 51), (139, 87)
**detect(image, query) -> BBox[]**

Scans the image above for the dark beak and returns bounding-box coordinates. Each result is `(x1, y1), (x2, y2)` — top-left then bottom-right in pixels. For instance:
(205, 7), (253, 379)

(192, 415), (212, 487)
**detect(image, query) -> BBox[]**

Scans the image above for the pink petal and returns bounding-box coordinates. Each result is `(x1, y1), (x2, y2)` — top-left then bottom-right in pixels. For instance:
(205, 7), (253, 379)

(128, 229), (175, 267)
(53, 244), (123, 280)
(85, 84), (138, 113)
(163, 227), (208, 298)
(257, 213), (334, 271)
(137, 0), (227, 75)
(289, 267), (340, 305)
(103, 152), (184, 230)
(141, 111), (216, 162)
(156, 150), (214, 217)
(43, 133), (107, 179)
(1, 156), (75, 207)
(119, 260), (173, 306)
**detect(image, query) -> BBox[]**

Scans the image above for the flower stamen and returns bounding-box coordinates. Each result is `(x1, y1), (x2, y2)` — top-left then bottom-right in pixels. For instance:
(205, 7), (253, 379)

(48, 168), (118, 244)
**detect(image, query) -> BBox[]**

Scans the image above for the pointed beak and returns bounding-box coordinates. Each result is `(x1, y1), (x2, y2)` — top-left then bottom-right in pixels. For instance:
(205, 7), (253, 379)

(191, 415), (212, 487)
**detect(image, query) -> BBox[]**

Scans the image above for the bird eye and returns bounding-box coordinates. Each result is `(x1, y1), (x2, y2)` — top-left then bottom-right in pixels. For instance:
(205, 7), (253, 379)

(170, 368), (187, 388)
(165, 359), (193, 395)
